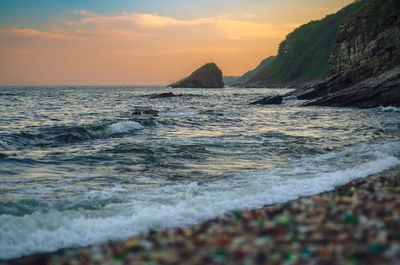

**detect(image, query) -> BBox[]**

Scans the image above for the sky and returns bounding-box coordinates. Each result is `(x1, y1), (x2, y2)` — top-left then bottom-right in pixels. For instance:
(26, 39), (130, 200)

(0, 0), (354, 86)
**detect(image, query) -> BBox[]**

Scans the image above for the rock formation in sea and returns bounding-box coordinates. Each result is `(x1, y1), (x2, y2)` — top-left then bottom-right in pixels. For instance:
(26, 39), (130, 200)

(150, 92), (181, 99)
(169, 63), (224, 88)
(143, 109), (159, 115)
(132, 109), (159, 115)
(302, 0), (400, 108)
(249, 95), (283, 105)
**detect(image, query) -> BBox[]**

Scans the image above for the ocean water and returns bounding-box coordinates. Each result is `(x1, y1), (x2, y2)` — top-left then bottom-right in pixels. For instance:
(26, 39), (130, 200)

(0, 86), (399, 260)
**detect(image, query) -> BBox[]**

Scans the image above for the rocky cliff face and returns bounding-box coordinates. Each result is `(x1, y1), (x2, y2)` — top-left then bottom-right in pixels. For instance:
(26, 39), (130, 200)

(305, 0), (400, 108)
(169, 63), (224, 88)
(329, 1), (400, 78)
(242, 1), (366, 88)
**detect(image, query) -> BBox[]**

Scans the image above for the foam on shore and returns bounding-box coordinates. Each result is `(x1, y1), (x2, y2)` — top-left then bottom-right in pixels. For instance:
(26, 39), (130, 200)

(1, 141), (399, 260)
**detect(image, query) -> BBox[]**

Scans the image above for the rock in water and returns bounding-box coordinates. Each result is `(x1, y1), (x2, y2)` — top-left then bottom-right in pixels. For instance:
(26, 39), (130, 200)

(133, 109), (159, 115)
(143, 109), (159, 115)
(306, 66), (400, 108)
(169, 63), (224, 88)
(250, 95), (283, 105)
(150, 92), (181, 99)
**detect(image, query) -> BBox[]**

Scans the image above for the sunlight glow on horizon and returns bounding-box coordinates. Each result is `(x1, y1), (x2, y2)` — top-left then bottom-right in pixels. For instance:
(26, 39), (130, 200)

(0, 0), (354, 86)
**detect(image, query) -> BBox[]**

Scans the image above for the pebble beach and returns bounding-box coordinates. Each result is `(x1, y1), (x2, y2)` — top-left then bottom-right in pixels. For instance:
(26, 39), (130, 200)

(3, 166), (399, 265)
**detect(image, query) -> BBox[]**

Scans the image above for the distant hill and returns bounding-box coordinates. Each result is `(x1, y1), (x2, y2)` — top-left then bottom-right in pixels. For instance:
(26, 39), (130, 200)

(243, 0), (370, 87)
(223, 56), (276, 86)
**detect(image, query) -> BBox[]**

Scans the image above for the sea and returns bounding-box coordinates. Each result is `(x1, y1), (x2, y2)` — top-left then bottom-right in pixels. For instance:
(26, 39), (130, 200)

(0, 86), (399, 260)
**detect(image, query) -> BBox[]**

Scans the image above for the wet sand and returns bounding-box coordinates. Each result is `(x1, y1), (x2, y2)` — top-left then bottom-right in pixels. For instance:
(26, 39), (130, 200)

(3, 166), (400, 265)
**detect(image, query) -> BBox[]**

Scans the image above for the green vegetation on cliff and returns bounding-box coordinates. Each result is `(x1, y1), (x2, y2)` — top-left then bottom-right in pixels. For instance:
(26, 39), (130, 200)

(246, 0), (370, 86)
(238, 56), (276, 83)
(223, 56), (276, 86)
(367, 0), (400, 23)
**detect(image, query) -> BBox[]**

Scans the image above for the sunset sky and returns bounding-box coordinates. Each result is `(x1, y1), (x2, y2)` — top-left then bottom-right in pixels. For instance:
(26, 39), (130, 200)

(0, 0), (354, 86)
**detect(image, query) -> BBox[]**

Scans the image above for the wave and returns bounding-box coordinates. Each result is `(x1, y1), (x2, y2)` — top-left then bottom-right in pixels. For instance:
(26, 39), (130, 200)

(108, 121), (144, 134)
(377, 106), (400, 112)
(159, 111), (198, 117)
(1, 141), (399, 260)
(0, 140), (8, 151)
(2, 121), (144, 149)
(52, 121), (144, 144)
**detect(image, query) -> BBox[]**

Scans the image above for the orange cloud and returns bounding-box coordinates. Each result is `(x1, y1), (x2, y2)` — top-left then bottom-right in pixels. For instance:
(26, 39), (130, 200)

(0, 26), (77, 40)
(68, 11), (297, 40)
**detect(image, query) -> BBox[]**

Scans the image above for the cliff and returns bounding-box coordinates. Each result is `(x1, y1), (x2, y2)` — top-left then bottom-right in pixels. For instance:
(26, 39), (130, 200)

(169, 63), (224, 88)
(328, 0), (400, 77)
(243, 1), (367, 87)
(305, 0), (400, 108)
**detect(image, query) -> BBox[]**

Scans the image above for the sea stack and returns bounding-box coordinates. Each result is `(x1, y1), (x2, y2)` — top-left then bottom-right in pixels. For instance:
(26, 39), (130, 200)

(169, 63), (224, 88)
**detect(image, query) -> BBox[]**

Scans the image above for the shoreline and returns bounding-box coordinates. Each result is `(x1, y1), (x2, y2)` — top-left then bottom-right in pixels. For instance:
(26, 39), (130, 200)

(3, 166), (400, 265)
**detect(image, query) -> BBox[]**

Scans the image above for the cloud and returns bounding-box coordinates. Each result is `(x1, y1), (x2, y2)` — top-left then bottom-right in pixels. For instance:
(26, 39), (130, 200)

(0, 11), (297, 45)
(71, 10), (97, 17)
(67, 10), (298, 40)
(135, 13), (192, 27)
(0, 26), (76, 40)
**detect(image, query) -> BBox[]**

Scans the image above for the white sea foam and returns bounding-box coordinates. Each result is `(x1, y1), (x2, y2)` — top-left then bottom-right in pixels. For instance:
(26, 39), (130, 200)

(159, 111), (198, 117)
(377, 106), (400, 112)
(108, 121), (143, 134)
(1, 142), (399, 260)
